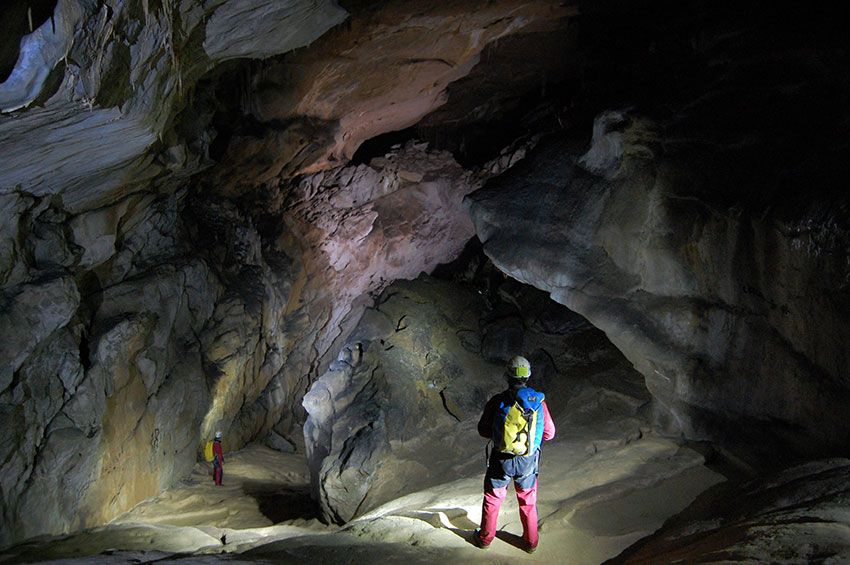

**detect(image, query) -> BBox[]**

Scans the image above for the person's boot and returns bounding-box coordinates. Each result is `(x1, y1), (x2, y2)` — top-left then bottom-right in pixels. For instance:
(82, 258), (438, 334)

(472, 529), (491, 550)
(525, 541), (538, 554)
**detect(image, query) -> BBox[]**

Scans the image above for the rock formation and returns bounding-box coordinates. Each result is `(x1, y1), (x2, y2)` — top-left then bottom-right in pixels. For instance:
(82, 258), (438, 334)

(468, 119), (850, 459)
(467, 4), (850, 458)
(303, 258), (650, 523)
(0, 0), (354, 544)
(611, 459), (850, 563)
(0, 0), (848, 560)
(0, 0), (574, 546)
(303, 276), (504, 523)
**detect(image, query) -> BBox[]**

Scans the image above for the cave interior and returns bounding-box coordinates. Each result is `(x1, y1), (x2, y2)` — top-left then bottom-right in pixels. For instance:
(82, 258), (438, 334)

(0, 0), (848, 563)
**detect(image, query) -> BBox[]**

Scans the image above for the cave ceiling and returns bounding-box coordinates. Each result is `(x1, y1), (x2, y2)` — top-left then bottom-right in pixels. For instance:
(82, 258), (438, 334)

(206, 0), (577, 195)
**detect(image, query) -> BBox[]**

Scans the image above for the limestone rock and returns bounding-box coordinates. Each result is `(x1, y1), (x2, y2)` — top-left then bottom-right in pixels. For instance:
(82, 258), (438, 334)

(303, 276), (504, 523)
(210, 0), (573, 186)
(2, 1), (846, 557)
(255, 138), (535, 445)
(303, 268), (649, 524)
(100, 191), (188, 286)
(0, 2), (81, 113)
(612, 459), (850, 563)
(0, 2), (346, 543)
(479, 304), (525, 363)
(203, 0), (347, 62)
(0, 0), (346, 210)
(273, 140), (502, 419)
(457, 3), (850, 460)
(0, 276), (79, 391)
(0, 8), (568, 545)
(69, 194), (155, 270)
(0, 193), (34, 287)
(467, 118), (850, 457)
(183, 195), (299, 449)
(8, 523), (222, 561)
(0, 323), (86, 543)
(0, 258), (219, 546)
(265, 430), (296, 454)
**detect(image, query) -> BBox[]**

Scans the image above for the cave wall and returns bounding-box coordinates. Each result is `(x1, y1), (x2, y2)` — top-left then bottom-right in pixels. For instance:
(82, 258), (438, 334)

(0, 0), (574, 546)
(467, 2), (850, 457)
(303, 276), (505, 524)
(0, 0), (347, 546)
(303, 263), (651, 524)
(2, 0), (848, 549)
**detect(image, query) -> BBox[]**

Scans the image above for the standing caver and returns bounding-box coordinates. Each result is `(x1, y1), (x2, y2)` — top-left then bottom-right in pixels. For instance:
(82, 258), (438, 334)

(474, 356), (556, 553)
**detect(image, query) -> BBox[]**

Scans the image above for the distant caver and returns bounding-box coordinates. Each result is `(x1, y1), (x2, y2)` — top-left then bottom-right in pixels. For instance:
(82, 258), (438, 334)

(211, 431), (225, 486)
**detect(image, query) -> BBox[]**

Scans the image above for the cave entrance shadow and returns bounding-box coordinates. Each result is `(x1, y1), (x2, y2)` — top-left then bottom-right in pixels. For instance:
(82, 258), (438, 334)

(241, 480), (320, 523)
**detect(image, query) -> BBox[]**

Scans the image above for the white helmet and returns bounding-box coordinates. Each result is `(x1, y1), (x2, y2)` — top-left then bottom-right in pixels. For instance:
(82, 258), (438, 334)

(507, 355), (531, 379)
(215, 431), (223, 439)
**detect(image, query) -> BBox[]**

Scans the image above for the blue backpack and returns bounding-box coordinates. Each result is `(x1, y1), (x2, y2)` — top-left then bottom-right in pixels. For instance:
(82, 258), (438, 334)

(492, 387), (545, 456)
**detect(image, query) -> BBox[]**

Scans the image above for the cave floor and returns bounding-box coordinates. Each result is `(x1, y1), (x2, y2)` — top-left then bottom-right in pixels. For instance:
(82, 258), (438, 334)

(2, 429), (725, 564)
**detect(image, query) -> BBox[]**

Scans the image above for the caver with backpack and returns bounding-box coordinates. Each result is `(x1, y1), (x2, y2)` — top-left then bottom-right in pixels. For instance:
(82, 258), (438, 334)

(474, 356), (556, 553)
(204, 431), (225, 485)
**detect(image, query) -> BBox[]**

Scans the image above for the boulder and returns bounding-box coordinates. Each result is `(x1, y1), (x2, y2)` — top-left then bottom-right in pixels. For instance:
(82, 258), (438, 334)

(265, 430), (296, 454)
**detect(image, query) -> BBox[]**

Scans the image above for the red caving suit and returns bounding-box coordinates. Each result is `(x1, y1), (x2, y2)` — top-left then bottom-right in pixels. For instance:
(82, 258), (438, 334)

(213, 439), (224, 486)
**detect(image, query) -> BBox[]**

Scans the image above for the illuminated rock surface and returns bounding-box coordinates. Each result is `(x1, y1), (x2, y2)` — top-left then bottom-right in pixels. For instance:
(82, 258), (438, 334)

(467, 121), (850, 459)
(0, 0), (560, 544)
(465, 2), (850, 459)
(0, 0), (346, 545)
(2, 330), (724, 563)
(303, 269), (652, 524)
(0, 0), (848, 561)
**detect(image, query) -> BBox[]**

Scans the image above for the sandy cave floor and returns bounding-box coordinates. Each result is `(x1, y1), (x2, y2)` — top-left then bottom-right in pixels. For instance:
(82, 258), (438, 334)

(2, 425), (726, 564)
